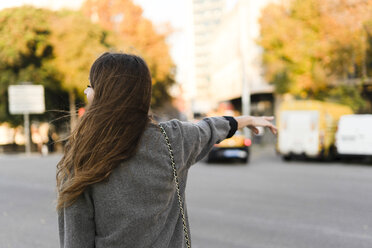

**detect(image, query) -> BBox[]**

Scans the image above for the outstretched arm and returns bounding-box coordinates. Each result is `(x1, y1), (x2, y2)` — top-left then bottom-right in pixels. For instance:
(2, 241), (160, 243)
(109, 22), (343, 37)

(234, 116), (277, 135)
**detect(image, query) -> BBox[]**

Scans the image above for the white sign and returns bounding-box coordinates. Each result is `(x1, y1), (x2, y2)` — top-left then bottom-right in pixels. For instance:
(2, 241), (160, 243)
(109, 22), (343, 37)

(8, 85), (45, 114)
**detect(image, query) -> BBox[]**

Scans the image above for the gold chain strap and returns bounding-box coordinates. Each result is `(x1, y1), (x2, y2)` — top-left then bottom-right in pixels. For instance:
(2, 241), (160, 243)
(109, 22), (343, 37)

(159, 125), (191, 248)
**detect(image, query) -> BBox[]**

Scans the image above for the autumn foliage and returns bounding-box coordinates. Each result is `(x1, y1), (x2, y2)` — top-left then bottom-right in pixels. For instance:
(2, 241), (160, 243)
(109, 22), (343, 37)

(259, 0), (372, 110)
(82, 0), (175, 107)
(0, 0), (175, 127)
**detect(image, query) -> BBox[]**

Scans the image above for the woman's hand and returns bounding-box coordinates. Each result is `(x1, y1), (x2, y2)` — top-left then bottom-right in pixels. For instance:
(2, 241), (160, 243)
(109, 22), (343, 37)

(235, 116), (277, 135)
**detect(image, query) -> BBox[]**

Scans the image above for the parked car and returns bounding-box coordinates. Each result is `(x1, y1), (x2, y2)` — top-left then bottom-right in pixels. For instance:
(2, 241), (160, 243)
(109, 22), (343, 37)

(277, 100), (353, 160)
(335, 114), (372, 158)
(207, 130), (251, 163)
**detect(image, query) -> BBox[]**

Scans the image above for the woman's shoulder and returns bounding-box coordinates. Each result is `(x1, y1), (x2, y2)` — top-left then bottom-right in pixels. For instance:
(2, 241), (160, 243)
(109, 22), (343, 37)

(144, 120), (185, 137)
(144, 119), (191, 141)
(158, 119), (193, 129)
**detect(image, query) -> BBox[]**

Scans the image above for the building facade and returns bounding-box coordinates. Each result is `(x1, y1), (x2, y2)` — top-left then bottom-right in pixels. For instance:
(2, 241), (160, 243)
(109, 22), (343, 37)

(188, 0), (280, 115)
(189, 0), (226, 114)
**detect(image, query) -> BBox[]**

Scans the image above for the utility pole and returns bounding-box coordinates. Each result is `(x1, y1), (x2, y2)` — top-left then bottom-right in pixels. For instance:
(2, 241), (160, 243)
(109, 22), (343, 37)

(239, 0), (251, 139)
(24, 112), (31, 155)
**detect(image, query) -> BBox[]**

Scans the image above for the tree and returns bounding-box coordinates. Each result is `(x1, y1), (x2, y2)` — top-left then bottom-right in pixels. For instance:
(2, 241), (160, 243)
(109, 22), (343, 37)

(0, 6), (68, 126)
(259, 0), (372, 111)
(0, 2), (176, 131)
(0, 6), (114, 130)
(49, 10), (114, 128)
(81, 0), (176, 108)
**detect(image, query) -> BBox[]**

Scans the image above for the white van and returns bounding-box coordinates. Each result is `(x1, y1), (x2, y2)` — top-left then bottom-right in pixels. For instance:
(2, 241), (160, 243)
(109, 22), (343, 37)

(277, 100), (353, 160)
(278, 110), (320, 158)
(335, 115), (372, 156)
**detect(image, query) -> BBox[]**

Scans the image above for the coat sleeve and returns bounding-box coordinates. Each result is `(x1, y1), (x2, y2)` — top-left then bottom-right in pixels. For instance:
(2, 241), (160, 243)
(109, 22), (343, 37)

(58, 189), (95, 248)
(160, 116), (237, 167)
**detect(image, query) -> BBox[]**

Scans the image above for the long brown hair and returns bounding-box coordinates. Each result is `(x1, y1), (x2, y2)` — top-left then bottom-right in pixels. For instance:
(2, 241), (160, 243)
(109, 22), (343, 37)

(56, 52), (152, 210)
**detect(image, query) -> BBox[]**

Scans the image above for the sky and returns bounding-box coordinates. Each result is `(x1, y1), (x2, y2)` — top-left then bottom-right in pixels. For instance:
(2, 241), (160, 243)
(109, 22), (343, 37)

(0, 0), (188, 82)
(133, 0), (188, 83)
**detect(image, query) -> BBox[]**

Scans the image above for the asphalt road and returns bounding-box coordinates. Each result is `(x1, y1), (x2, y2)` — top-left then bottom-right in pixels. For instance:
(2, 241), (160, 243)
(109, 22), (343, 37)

(0, 146), (371, 248)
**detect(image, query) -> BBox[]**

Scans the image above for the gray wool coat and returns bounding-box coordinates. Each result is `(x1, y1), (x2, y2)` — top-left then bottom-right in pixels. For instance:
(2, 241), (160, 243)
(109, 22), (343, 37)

(58, 117), (236, 248)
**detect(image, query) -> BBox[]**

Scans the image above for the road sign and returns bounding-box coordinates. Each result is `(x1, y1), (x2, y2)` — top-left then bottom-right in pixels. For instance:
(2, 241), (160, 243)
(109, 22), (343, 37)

(8, 85), (45, 114)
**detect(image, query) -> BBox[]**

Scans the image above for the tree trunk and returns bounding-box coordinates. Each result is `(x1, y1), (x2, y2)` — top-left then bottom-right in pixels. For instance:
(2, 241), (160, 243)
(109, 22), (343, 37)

(69, 90), (77, 132)
(362, 30), (367, 79)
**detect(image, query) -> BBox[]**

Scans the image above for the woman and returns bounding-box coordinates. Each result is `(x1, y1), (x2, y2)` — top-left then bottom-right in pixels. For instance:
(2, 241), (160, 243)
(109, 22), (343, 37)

(57, 52), (277, 248)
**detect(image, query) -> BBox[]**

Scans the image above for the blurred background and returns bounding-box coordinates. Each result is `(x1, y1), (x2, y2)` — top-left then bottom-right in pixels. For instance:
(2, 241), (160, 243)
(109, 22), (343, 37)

(1, 0), (372, 248)
(1, 0), (372, 154)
